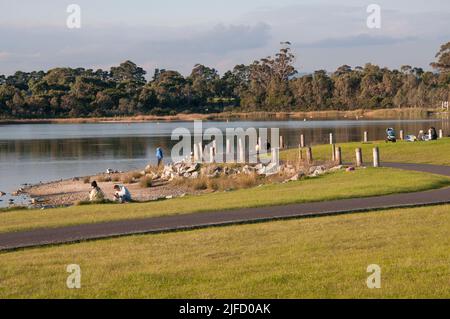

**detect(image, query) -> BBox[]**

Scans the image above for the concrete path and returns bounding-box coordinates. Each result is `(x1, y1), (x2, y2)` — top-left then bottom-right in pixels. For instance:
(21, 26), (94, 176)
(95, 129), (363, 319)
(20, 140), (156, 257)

(1, 162), (449, 251)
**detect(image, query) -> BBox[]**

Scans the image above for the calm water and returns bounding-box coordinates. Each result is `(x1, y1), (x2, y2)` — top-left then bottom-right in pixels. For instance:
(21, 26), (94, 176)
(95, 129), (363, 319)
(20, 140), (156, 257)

(0, 119), (448, 207)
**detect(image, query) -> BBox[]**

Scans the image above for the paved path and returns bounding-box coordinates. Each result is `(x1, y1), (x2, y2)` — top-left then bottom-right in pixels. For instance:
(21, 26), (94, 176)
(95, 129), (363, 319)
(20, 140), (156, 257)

(1, 162), (449, 251)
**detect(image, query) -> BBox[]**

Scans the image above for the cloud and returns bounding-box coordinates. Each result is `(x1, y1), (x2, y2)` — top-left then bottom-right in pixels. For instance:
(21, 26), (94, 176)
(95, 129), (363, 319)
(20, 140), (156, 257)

(0, 23), (271, 76)
(296, 34), (417, 48)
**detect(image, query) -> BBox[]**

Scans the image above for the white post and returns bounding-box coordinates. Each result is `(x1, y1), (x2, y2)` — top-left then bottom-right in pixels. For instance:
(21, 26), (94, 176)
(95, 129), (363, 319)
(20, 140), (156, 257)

(439, 129), (443, 139)
(329, 133), (334, 145)
(300, 134), (305, 148)
(364, 131), (368, 143)
(356, 148), (363, 167)
(280, 136), (284, 149)
(373, 147), (380, 168)
(272, 148), (280, 166)
(226, 139), (231, 154)
(399, 130), (404, 141)
(331, 144), (336, 162)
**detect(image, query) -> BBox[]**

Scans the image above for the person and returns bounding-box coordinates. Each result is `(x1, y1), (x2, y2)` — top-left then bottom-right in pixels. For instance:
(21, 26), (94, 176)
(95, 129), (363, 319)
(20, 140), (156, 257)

(429, 127), (438, 140)
(113, 184), (132, 203)
(89, 181), (105, 202)
(156, 147), (164, 167)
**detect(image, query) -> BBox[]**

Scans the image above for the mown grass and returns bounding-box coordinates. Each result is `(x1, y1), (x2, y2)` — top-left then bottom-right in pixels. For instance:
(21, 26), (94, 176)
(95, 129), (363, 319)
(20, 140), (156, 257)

(0, 168), (449, 234)
(0, 205), (448, 299)
(282, 138), (450, 166)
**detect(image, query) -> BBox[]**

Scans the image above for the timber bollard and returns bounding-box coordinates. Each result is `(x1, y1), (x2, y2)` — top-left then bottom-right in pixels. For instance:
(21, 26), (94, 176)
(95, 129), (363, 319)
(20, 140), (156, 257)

(306, 147), (313, 164)
(439, 129), (443, 139)
(373, 147), (380, 167)
(300, 134), (305, 148)
(329, 133), (334, 145)
(335, 146), (342, 165)
(364, 131), (368, 143)
(298, 145), (303, 161)
(280, 136), (284, 149)
(355, 148), (363, 167)
(399, 130), (404, 141)
(238, 138), (244, 163)
(331, 144), (336, 161)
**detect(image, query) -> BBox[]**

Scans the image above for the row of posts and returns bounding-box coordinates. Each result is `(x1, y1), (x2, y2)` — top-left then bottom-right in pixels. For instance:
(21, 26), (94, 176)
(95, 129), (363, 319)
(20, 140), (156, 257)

(193, 128), (446, 164)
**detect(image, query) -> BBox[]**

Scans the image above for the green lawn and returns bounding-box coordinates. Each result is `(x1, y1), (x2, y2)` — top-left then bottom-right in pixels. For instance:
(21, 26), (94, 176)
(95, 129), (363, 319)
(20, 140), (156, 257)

(1, 168), (449, 234)
(282, 137), (450, 166)
(1, 204), (449, 298)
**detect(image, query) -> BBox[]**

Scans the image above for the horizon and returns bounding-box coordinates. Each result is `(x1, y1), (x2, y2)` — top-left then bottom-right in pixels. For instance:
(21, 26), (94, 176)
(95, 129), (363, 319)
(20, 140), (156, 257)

(1, 0), (450, 77)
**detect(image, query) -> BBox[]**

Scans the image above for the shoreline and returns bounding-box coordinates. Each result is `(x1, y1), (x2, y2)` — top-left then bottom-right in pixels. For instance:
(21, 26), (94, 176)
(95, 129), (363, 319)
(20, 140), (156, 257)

(0, 108), (444, 124)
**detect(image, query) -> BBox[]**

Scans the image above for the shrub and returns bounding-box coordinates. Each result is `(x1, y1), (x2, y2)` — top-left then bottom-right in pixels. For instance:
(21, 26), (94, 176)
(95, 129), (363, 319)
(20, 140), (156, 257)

(191, 177), (208, 190)
(98, 175), (111, 183)
(83, 177), (90, 184)
(132, 171), (143, 179)
(121, 174), (134, 184)
(139, 176), (153, 188)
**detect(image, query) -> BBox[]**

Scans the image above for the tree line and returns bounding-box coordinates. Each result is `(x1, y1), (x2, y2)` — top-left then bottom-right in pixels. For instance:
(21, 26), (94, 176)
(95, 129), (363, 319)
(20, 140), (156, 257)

(0, 42), (449, 118)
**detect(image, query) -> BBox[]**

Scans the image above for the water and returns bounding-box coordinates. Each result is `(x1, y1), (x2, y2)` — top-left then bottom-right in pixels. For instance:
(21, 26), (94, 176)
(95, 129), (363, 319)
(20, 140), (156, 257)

(0, 119), (448, 207)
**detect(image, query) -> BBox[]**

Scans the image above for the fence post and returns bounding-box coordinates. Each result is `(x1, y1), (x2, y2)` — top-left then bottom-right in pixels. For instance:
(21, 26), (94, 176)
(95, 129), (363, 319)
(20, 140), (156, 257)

(364, 131), (368, 143)
(329, 133), (334, 145)
(298, 145), (303, 161)
(335, 146), (342, 165)
(439, 129), (443, 139)
(272, 148), (280, 166)
(280, 136), (284, 149)
(198, 142), (203, 163)
(373, 147), (380, 167)
(300, 134), (305, 148)
(331, 144), (336, 161)
(306, 147), (313, 164)
(399, 130), (404, 141)
(355, 148), (363, 167)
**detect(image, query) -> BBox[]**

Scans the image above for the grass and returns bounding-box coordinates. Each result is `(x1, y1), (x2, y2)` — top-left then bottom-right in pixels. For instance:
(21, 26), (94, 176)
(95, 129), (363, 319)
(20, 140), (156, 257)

(0, 204), (449, 298)
(0, 168), (449, 234)
(282, 138), (450, 166)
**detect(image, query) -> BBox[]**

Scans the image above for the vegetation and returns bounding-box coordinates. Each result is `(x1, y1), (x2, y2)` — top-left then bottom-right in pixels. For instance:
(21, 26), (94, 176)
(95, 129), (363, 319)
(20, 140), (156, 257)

(1, 204), (449, 298)
(282, 138), (450, 166)
(1, 42), (449, 119)
(0, 168), (448, 233)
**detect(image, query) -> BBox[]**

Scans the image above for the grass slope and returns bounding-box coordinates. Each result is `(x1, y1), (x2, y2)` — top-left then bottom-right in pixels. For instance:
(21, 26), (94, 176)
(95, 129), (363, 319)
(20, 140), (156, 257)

(1, 168), (449, 234)
(0, 205), (449, 298)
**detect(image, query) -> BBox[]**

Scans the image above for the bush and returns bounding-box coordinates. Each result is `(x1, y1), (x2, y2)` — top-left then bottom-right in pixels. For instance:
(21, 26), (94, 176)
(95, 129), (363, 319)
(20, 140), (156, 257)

(139, 176), (153, 188)
(191, 177), (208, 190)
(83, 177), (90, 184)
(98, 175), (111, 182)
(132, 171), (143, 179)
(121, 174), (134, 184)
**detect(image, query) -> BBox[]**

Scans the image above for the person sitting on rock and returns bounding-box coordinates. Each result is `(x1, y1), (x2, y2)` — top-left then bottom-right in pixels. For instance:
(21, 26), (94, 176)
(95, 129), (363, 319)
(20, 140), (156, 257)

(113, 184), (132, 203)
(89, 181), (105, 202)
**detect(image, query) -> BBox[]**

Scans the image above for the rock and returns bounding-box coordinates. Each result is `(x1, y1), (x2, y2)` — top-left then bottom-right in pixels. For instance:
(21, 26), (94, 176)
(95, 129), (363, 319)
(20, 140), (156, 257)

(165, 195), (173, 200)
(0, 191), (6, 196)
(186, 163), (200, 174)
(289, 173), (305, 181)
(329, 165), (344, 172)
(346, 167), (355, 172)
(190, 172), (199, 179)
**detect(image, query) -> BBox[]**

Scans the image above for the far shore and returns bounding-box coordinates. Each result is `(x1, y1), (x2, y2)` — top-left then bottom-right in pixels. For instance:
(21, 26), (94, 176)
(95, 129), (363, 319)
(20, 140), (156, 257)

(0, 108), (446, 124)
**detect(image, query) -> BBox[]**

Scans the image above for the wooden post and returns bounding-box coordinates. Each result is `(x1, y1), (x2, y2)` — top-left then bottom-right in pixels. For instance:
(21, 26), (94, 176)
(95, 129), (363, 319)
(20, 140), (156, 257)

(331, 144), (336, 161)
(439, 129), (443, 139)
(355, 148), (363, 167)
(226, 139), (231, 154)
(272, 148), (280, 165)
(198, 142), (203, 163)
(300, 134), (305, 148)
(373, 147), (380, 168)
(329, 133), (334, 145)
(335, 147), (342, 165)
(298, 145), (303, 161)
(399, 130), (404, 141)
(280, 136), (284, 149)
(238, 138), (244, 163)
(306, 147), (313, 164)
(363, 131), (368, 143)
(193, 143), (199, 162)
(209, 146), (215, 163)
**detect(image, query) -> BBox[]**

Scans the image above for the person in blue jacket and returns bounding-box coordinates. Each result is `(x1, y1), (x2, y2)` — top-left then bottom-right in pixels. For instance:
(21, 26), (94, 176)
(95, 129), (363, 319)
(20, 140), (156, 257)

(156, 147), (164, 167)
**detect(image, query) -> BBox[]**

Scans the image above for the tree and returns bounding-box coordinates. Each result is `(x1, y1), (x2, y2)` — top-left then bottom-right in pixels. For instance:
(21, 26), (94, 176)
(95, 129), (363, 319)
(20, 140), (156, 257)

(431, 41), (450, 73)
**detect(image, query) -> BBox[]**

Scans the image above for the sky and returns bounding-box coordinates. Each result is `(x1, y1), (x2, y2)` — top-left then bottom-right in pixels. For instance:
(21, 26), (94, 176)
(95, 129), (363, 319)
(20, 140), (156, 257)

(0, 0), (449, 77)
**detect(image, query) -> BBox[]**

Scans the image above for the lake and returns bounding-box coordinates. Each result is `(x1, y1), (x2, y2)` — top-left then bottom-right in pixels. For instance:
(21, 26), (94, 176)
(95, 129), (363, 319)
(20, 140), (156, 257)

(0, 118), (448, 207)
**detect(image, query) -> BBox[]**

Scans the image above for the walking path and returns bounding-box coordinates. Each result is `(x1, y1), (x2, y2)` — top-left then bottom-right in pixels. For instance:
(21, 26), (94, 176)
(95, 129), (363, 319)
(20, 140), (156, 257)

(1, 162), (449, 251)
